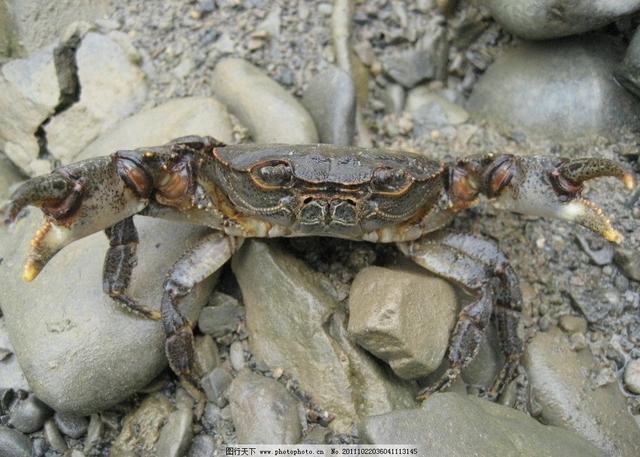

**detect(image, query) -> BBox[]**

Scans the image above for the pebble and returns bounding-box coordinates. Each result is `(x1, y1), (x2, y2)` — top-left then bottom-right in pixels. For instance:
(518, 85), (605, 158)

(348, 266), (458, 379)
(0, 425), (32, 457)
(8, 394), (52, 433)
(381, 84), (405, 115)
(524, 327), (640, 457)
(155, 408), (193, 457)
(198, 303), (244, 338)
(624, 359), (640, 394)
(301, 66), (356, 146)
(559, 315), (588, 334)
(229, 341), (246, 371)
(44, 418), (68, 453)
(460, 324), (503, 389)
(194, 335), (220, 376)
(54, 412), (89, 439)
(83, 414), (103, 454)
(576, 235), (614, 266)
(359, 393), (606, 456)
(187, 433), (216, 457)
(614, 246), (640, 282)
(229, 369), (303, 444)
(617, 27), (640, 97)
(201, 367), (233, 407)
(211, 58), (318, 143)
(406, 86), (468, 134)
(467, 36), (640, 140)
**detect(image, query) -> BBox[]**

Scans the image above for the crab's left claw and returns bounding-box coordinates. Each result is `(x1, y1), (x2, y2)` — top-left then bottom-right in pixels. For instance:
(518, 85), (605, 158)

(482, 155), (635, 243)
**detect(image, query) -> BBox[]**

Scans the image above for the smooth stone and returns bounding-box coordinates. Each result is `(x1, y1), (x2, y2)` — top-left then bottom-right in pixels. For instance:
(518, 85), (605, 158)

(302, 66), (356, 146)
(467, 37), (640, 140)
(8, 394), (52, 433)
(0, 425), (31, 457)
(0, 151), (24, 200)
(83, 414), (102, 454)
(624, 359), (640, 395)
(0, 209), (216, 414)
(229, 341), (246, 371)
(229, 369), (302, 444)
(155, 408), (193, 457)
(197, 302), (244, 338)
(78, 96), (233, 161)
(193, 335), (220, 376)
(211, 58), (318, 143)
(53, 412), (88, 439)
(201, 367), (233, 407)
(524, 327), (640, 457)
(406, 87), (469, 134)
(187, 434), (216, 457)
(44, 419), (67, 453)
(359, 392), (606, 457)
(617, 27), (640, 98)
(232, 240), (415, 432)
(45, 32), (148, 164)
(110, 393), (174, 456)
(348, 266), (458, 379)
(558, 315), (588, 334)
(477, 0), (640, 40)
(0, 318), (29, 391)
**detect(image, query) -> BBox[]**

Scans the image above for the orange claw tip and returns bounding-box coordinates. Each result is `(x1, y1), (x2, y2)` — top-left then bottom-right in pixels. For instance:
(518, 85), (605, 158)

(603, 227), (624, 244)
(22, 262), (40, 282)
(623, 171), (636, 191)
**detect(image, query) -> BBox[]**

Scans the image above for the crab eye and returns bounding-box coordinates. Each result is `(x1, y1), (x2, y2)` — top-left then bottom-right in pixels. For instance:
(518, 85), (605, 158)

(371, 167), (412, 194)
(252, 161), (294, 189)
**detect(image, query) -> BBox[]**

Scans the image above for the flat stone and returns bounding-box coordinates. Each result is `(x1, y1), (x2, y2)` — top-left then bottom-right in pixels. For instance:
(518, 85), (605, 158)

(0, 209), (216, 414)
(155, 408), (193, 457)
(211, 58), (318, 143)
(193, 335), (220, 376)
(198, 302), (244, 338)
(348, 266), (458, 379)
(229, 369), (302, 444)
(302, 66), (356, 146)
(201, 367), (233, 407)
(359, 392), (606, 457)
(477, 0), (640, 40)
(44, 418), (68, 452)
(79, 96), (233, 160)
(523, 327), (640, 457)
(467, 36), (640, 140)
(8, 394), (52, 433)
(0, 425), (31, 457)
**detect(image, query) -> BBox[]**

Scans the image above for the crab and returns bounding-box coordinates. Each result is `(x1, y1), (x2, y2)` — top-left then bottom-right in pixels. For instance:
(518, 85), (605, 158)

(3, 135), (635, 401)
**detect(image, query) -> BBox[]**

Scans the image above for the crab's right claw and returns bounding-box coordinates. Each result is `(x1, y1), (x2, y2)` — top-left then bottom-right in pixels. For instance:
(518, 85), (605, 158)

(487, 156), (635, 243)
(3, 155), (152, 282)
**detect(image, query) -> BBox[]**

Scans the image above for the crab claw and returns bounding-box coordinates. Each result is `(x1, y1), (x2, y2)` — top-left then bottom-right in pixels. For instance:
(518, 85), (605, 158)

(486, 155), (635, 243)
(4, 156), (152, 281)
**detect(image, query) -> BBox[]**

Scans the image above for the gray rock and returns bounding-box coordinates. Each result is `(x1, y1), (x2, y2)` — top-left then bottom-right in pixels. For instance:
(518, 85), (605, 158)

(45, 32), (148, 164)
(624, 359), (640, 394)
(302, 67), (356, 146)
(232, 240), (415, 432)
(8, 394), (52, 433)
(614, 245), (640, 281)
(110, 393), (174, 457)
(229, 370), (302, 444)
(0, 318), (29, 392)
(460, 324), (504, 389)
(558, 315), (588, 335)
(467, 37), (640, 140)
(53, 412), (88, 439)
(477, 0), (640, 40)
(348, 266), (458, 379)
(155, 408), (193, 457)
(0, 425), (31, 457)
(201, 367), (233, 407)
(229, 341), (246, 371)
(79, 97), (233, 160)
(524, 327), (640, 457)
(198, 302), (244, 338)
(83, 414), (103, 454)
(44, 419), (67, 453)
(211, 58), (318, 143)
(617, 27), (640, 98)
(382, 84), (405, 115)
(406, 87), (469, 134)
(0, 209), (216, 414)
(193, 335), (220, 376)
(187, 434), (216, 457)
(359, 392), (606, 457)
(0, 151), (24, 200)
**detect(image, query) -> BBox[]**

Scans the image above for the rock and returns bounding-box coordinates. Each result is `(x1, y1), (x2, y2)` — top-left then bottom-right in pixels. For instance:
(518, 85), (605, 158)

(524, 327), (640, 457)
(229, 370), (302, 444)
(83, 414), (103, 454)
(0, 318), (29, 391)
(187, 434), (216, 457)
(44, 418), (68, 452)
(624, 359), (640, 395)
(8, 394), (52, 433)
(467, 37), (640, 140)
(359, 392), (606, 457)
(0, 425), (31, 457)
(406, 87), (469, 134)
(193, 335), (220, 376)
(301, 66), (356, 146)
(201, 367), (233, 407)
(45, 32), (148, 164)
(382, 17), (448, 88)
(53, 412), (88, 439)
(460, 324), (503, 389)
(232, 240), (415, 432)
(617, 27), (640, 98)
(0, 151), (24, 200)
(348, 266), (458, 379)
(229, 341), (246, 371)
(382, 84), (405, 115)
(110, 393), (174, 456)
(614, 246), (640, 282)
(211, 58), (318, 143)
(155, 408), (193, 457)
(477, 0), (640, 40)
(198, 302), (244, 338)
(0, 209), (217, 414)
(558, 315), (588, 334)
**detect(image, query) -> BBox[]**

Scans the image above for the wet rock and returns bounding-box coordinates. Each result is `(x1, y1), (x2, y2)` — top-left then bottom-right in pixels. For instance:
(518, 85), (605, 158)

(232, 240), (415, 432)
(302, 66), (356, 146)
(617, 27), (640, 98)
(211, 58), (318, 143)
(359, 393), (606, 457)
(406, 87), (469, 134)
(194, 335), (220, 376)
(201, 367), (233, 407)
(382, 17), (448, 88)
(348, 266), (458, 379)
(229, 370), (302, 444)
(477, 0), (640, 40)
(0, 209), (216, 414)
(54, 412), (88, 439)
(468, 37), (640, 140)
(8, 394), (52, 433)
(0, 152), (24, 200)
(0, 318), (29, 391)
(80, 96), (233, 159)
(0, 425), (31, 457)
(524, 327), (640, 457)
(614, 246), (640, 281)
(198, 299), (244, 338)
(110, 393), (174, 456)
(44, 419), (68, 452)
(155, 408), (193, 457)
(624, 359), (640, 394)
(229, 341), (246, 371)
(188, 434), (216, 457)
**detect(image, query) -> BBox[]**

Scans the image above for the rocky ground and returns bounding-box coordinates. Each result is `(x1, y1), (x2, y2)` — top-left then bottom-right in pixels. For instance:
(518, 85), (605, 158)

(1, 0), (640, 456)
